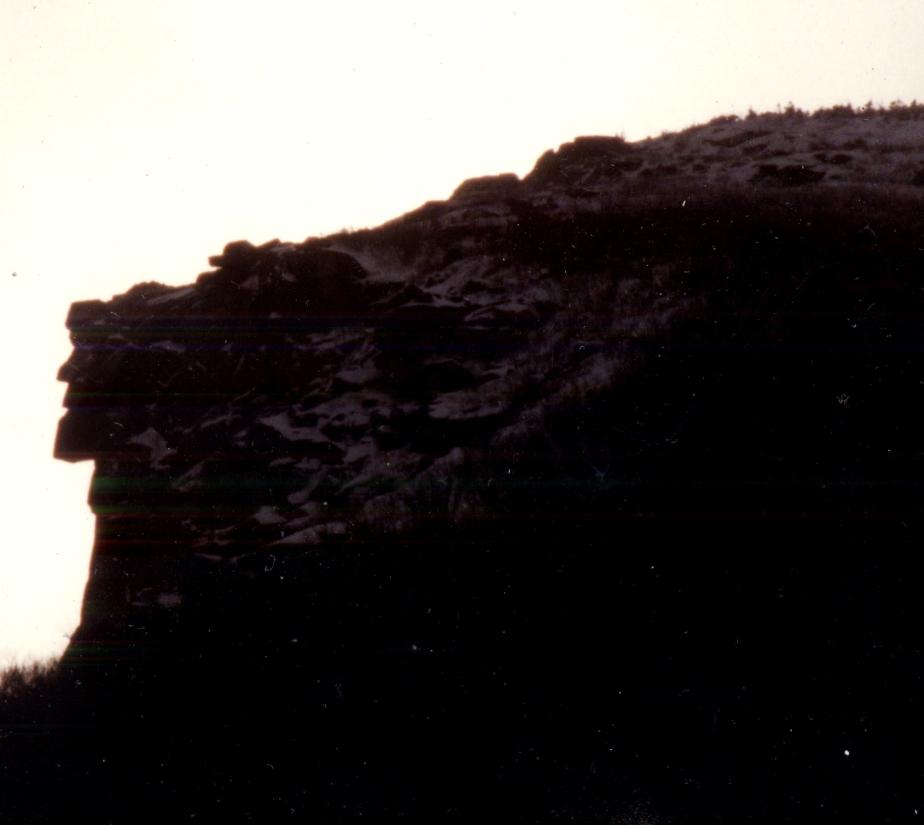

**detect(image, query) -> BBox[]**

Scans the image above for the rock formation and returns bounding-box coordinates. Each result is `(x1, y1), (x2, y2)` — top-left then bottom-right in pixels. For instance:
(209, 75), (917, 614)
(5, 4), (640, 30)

(7, 106), (924, 822)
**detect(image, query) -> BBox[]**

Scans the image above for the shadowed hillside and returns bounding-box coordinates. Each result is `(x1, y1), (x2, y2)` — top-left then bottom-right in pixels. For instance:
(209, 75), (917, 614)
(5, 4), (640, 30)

(3, 106), (924, 822)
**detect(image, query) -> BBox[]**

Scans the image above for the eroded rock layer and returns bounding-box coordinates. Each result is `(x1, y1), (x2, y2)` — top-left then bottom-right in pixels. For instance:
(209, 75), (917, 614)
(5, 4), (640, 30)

(42, 108), (924, 821)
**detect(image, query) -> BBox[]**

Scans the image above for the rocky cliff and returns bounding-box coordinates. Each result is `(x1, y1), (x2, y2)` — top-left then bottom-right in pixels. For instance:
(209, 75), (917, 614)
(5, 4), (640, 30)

(13, 107), (924, 821)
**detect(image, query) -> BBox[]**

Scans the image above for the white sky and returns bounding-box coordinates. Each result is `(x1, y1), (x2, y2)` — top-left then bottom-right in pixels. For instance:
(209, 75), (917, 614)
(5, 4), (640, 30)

(1, 0), (922, 668)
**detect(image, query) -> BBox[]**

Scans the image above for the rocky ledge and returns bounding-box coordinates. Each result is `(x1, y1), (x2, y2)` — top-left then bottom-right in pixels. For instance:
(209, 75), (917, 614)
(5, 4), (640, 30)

(29, 106), (924, 821)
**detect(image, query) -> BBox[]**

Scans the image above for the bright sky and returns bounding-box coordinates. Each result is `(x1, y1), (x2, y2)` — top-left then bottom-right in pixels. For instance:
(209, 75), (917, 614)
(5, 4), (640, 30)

(1, 0), (922, 668)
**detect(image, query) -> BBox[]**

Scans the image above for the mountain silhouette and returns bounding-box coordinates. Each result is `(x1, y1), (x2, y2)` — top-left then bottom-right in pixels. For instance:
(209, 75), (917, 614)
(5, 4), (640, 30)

(4, 104), (924, 822)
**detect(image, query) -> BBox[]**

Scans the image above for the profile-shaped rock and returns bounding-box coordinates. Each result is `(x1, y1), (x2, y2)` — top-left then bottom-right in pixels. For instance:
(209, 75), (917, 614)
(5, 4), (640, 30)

(15, 105), (924, 823)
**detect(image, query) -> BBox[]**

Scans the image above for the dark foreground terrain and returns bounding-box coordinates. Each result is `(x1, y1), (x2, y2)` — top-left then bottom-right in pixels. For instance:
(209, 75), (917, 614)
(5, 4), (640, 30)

(3, 106), (924, 822)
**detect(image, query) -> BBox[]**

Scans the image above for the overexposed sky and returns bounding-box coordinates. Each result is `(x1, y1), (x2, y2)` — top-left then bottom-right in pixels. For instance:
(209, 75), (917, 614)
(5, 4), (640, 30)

(1, 0), (922, 667)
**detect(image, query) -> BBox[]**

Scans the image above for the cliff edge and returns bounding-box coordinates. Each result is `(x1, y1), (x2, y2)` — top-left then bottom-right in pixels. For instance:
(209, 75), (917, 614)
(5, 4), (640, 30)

(11, 106), (924, 821)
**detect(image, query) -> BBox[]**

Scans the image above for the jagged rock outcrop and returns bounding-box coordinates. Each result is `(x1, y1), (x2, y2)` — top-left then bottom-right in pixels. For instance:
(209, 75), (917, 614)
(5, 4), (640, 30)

(29, 107), (924, 821)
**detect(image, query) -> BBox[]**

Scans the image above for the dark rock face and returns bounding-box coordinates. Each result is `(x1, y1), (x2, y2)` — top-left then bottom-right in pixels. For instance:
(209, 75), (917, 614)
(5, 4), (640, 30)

(8, 109), (924, 822)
